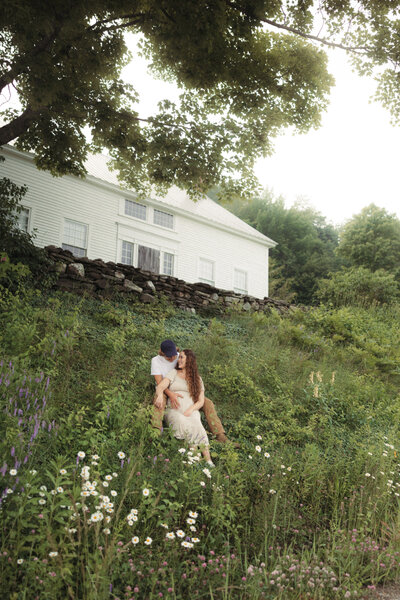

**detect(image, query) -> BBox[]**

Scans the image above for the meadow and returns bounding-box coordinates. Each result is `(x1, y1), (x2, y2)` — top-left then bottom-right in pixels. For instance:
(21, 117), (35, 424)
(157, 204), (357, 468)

(1, 281), (400, 599)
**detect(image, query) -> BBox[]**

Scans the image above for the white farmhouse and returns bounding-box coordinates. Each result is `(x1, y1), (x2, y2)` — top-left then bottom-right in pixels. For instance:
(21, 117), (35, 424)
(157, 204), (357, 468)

(2, 144), (276, 298)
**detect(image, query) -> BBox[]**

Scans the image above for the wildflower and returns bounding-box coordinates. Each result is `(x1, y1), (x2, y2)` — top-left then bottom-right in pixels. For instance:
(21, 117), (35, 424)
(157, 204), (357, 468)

(102, 481), (109, 487)
(38, 499), (46, 505)
(365, 473), (371, 477)
(17, 558), (24, 564)
(112, 472), (118, 477)
(269, 489), (277, 494)
(200, 481), (206, 487)
(29, 469), (37, 475)
(10, 469), (17, 476)
(166, 532), (175, 540)
(182, 541), (194, 548)
(192, 538), (200, 543)
(59, 469), (67, 475)
(110, 490), (117, 497)
(90, 512), (104, 522)
(142, 488), (150, 497)
(160, 523), (169, 529)
(264, 452), (270, 458)
(178, 448), (186, 454)
(190, 526), (197, 532)
(248, 455), (253, 459)
(176, 530), (185, 538)
(144, 537), (152, 545)
(77, 451), (85, 459)
(187, 518), (196, 525)
(103, 528), (111, 535)
(49, 552), (58, 557)
(105, 475), (112, 481)
(202, 468), (212, 479)
(188, 511), (198, 518)
(81, 491), (90, 497)
(256, 435), (262, 440)
(92, 455), (100, 460)
(255, 446), (261, 453)
(56, 487), (64, 493)
(132, 536), (139, 544)
(280, 465), (285, 469)
(117, 451), (125, 459)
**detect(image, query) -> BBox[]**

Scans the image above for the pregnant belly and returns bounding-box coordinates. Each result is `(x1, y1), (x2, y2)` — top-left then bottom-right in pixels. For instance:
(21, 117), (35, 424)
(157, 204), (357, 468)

(168, 391), (193, 413)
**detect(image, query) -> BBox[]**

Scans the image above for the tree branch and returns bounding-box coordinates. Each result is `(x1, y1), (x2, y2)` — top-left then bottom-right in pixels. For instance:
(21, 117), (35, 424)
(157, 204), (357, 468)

(0, 105), (48, 146)
(225, 0), (371, 54)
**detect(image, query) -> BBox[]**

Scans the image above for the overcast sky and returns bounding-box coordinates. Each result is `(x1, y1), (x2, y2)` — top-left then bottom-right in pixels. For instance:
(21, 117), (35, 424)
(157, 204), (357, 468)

(124, 36), (400, 227)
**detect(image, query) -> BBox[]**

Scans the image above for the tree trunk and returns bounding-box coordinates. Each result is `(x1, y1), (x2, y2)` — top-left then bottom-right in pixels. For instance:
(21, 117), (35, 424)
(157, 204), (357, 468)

(0, 106), (47, 146)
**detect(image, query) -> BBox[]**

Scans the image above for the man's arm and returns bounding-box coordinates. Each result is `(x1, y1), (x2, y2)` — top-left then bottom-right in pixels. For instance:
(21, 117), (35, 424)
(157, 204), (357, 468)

(153, 374), (182, 409)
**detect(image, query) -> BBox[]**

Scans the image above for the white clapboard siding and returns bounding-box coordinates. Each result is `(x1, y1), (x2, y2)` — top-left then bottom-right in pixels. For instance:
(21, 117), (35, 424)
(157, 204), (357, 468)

(1, 145), (276, 298)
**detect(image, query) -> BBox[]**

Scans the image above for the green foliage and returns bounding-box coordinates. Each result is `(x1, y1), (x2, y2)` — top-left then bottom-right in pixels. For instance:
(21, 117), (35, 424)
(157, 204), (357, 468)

(1, 285), (400, 597)
(316, 266), (400, 308)
(222, 190), (341, 304)
(0, 157), (51, 283)
(337, 204), (400, 279)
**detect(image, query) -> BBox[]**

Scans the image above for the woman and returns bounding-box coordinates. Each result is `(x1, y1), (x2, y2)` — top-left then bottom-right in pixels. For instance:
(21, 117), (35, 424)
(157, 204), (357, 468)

(154, 349), (213, 465)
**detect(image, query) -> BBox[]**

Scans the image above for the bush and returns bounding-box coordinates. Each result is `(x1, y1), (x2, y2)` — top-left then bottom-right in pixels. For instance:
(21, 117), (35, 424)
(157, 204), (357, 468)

(315, 266), (400, 307)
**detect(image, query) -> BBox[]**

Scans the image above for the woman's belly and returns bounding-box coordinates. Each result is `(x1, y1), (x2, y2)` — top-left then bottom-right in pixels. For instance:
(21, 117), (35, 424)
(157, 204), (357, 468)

(167, 391), (193, 414)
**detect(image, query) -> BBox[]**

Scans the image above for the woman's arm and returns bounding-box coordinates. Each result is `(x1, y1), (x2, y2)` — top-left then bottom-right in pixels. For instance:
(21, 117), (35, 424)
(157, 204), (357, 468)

(154, 377), (171, 409)
(183, 390), (204, 417)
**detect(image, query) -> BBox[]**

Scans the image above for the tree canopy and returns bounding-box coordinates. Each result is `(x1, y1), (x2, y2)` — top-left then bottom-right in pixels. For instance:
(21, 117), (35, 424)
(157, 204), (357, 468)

(2, 1), (400, 196)
(221, 190), (341, 304)
(337, 204), (400, 280)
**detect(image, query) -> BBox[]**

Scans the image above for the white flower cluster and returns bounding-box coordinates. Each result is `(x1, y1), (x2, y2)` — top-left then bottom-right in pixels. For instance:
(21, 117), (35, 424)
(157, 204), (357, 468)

(127, 508), (138, 526)
(163, 510), (201, 549)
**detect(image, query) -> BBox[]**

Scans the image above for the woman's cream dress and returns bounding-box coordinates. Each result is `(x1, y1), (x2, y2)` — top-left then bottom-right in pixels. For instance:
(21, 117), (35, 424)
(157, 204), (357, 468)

(164, 369), (209, 446)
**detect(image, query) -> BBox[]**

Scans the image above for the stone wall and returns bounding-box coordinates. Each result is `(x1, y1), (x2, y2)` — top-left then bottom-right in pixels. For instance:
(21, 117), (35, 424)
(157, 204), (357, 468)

(45, 246), (294, 314)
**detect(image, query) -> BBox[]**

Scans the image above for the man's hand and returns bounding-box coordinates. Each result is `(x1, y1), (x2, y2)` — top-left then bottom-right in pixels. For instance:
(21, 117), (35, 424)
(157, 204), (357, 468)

(168, 392), (183, 409)
(154, 395), (165, 410)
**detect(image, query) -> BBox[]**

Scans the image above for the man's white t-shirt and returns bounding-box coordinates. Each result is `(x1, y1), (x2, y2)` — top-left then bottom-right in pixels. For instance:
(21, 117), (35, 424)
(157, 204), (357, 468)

(151, 354), (179, 379)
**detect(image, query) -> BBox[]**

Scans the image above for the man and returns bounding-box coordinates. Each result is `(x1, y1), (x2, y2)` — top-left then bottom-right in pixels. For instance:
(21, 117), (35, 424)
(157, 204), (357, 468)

(151, 339), (229, 443)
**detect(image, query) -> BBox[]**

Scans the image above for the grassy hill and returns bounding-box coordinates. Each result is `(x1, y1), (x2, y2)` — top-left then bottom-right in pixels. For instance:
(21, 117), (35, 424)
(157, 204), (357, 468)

(1, 285), (400, 599)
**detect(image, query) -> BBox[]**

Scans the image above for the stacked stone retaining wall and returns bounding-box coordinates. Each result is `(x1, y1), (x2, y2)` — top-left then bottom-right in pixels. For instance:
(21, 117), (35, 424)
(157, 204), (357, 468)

(45, 246), (294, 315)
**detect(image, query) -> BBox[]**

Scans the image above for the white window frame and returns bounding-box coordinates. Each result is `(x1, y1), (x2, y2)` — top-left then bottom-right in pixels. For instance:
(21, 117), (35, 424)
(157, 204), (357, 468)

(162, 251), (175, 276)
(198, 257), (215, 286)
(153, 208), (174, 230)
(124, 199), (147, 221)
(15, 206), (31, 233)
(234, 268), (248, 294)
(62, 219), (88, 258)
(121, 240), (134, 266)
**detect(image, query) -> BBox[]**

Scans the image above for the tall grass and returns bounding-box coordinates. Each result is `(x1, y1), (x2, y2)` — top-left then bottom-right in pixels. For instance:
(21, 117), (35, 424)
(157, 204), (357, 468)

(1, 286), (400, 598)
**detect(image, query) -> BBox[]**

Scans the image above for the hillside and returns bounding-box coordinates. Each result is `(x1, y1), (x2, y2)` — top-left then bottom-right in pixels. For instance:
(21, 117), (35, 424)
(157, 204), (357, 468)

(1, 285), (400, 599)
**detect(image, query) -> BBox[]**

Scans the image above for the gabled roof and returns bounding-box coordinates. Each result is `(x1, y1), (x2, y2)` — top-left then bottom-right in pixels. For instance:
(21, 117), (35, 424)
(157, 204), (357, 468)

(84, 153), (277, 247)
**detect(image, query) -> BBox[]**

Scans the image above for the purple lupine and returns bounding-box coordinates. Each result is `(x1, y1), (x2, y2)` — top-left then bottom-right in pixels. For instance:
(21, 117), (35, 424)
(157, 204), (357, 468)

(0, 464), (7, 477)
(10, 447), (15, 457)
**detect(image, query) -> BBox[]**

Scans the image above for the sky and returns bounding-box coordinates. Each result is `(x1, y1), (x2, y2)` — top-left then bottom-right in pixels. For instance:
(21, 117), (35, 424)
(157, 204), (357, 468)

(123, 36), (400, 227)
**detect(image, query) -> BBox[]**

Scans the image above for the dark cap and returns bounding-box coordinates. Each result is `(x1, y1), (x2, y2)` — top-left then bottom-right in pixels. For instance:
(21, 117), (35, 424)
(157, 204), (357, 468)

(160, 339), (177, 357)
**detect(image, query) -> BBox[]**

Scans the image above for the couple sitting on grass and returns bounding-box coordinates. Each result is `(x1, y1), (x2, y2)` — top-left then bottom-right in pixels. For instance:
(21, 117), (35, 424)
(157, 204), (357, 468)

(151, 339), (232, 466)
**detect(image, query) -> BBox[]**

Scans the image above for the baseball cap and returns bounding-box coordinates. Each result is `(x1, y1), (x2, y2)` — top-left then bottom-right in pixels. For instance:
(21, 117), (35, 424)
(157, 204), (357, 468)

(160, 339), (178, 357)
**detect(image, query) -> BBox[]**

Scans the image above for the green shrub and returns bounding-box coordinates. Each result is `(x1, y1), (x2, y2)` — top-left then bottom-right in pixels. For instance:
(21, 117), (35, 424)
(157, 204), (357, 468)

(316, 266), (400, 307)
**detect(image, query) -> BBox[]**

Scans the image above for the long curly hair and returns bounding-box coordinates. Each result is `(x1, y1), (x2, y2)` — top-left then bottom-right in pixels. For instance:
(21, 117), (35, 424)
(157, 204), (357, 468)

(180, 349), (202, 402)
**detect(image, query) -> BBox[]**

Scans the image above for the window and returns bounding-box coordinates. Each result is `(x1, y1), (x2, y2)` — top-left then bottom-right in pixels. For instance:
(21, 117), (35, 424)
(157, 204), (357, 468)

(234, 269), (248, 294)
(163, 252), (174, 276)
(199, 258), (215, 285)
(125, 199), (147, 221)
(62, 219), (88, 258)
(138, 245), (160, 274)
(121, 241), (134, 265)
(16, 207), (30, 232)
(153, 209), (174, 229)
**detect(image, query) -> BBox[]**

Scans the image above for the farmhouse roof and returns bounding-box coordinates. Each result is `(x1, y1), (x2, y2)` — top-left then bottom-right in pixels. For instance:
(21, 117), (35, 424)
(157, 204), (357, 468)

(84, 153), (277, 247)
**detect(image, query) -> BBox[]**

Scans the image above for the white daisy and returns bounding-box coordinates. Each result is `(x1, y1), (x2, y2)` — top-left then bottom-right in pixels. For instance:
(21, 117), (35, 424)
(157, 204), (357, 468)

(131, 536), (139, 544)
(144, 537), (152, 545)
(10, 469), (17, 476)
(49, 551), (58, 557)
(142, 488), (150, 497)
(77, 451), (86, 459)
(176, 530), (185, 538)
(117, 451), (125, 459)
(166, 532), (175, 540)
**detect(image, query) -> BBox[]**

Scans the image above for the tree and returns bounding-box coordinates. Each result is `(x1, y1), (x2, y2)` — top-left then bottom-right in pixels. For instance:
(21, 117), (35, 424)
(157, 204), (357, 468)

(316, 266), (400, 308)
(337, 204), (400, 280)
(0, 157), (49, 278)
(2, 2), (400, 197)
(223, 190), (341, 304)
